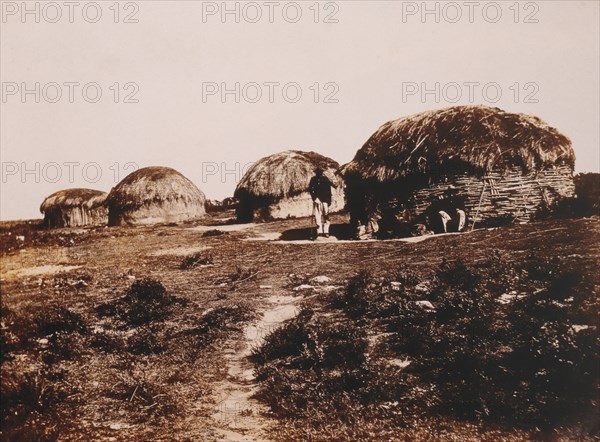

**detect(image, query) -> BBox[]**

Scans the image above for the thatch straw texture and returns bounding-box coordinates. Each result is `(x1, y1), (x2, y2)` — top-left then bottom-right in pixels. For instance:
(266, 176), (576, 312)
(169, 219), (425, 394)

(40, 188), (108, 228)
(234, 150), (345, 221)
(343, 106), (575, 227)
(343, 105), (574, 181)
(106, 167), (206, 226)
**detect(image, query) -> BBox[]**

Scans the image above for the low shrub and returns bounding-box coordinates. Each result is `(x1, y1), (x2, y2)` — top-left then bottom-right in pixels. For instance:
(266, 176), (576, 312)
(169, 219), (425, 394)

(96, 278), (187, 327)
(188, 304), (255, 348)
(390, 256), (599, 428)
(254, 255), (599, 432)
(103, 363), (179, 421)
(0, 301), (92, 439)
(252, 311), (387, 421)
(213, 266), (258, 286)
(37, 306), (88, 337)
(330, 270), (375, 319)
(1, 303), (88, 363)
(202, 229), (227, 238)
(1, 305), (22, 361)
(331, 270), (429, 322)
(42, 332), (89, 365)
(127, 325), (168, 355)
(1, 367), (74, 442)
(250, 313), (311, 367)
(179, 253), (213, 270)
(52, 271), (93, 291)
(89, 330), (125, 353)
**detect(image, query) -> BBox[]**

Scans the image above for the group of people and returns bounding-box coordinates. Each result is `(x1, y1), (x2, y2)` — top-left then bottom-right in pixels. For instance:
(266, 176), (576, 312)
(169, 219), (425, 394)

(425, 194), (467, 234)
(308, 168), (467, 240)
(437, 207), (467, 233)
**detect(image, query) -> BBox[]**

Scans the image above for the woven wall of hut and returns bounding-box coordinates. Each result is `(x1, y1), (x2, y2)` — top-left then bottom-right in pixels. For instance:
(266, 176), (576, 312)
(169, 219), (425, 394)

(408, 165), (574, 225)
(44, 206), (108, 228)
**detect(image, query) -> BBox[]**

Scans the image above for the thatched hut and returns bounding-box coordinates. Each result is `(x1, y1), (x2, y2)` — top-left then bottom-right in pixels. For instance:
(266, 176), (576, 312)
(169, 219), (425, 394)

(40, 188), (108, 228)
(234, 150), (345, 222)
(106, 167), (206, 226)
(343, 105), (575, 229)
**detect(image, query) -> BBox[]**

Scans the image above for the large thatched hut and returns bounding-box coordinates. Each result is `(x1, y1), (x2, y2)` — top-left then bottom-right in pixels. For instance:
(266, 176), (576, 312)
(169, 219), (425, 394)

(106, 167), (206, 226)
(40, 188), (108, 228)
(234, 150), (345, 222)
(343, 105), (575, 229)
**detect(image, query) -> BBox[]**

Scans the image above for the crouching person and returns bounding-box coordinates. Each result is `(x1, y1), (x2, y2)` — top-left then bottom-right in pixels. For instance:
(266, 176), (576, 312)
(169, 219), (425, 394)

(446, 208), (467, 232)
(439, 210), (452, 233)
(455, 208), (466, 232)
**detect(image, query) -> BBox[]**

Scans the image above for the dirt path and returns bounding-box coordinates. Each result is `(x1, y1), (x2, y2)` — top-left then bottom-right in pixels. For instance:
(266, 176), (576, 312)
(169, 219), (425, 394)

(1, 264), (81, 280)
(211, 293), (300, 441)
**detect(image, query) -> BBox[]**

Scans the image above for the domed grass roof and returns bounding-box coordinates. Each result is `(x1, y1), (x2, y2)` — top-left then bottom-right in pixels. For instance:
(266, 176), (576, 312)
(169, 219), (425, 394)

(40, 188), (107, 213)
(106, 166), (206, 211)
(343, 105), (574, 182)
(234, 150), (342, 199)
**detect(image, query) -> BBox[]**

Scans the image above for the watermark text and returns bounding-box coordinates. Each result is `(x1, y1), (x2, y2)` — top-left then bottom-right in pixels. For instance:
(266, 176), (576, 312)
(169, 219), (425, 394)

(2, 82), (140, 104)
(401, 1), (539, 24)
(201, 1), (339, 24)
(401, 81), (540, 104)
(1, 1), (140, 24)
(2, 162), (139, 184)
(201, 82), (339, 104)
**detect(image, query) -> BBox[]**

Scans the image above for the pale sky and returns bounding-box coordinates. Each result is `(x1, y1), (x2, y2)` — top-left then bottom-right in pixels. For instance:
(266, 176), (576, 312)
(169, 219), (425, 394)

(1, 0), (599, 220)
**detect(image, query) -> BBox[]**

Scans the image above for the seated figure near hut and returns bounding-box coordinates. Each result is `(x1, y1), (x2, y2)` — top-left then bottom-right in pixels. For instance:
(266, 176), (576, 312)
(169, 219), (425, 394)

(347, 187), (381, 240)
(234, 150), (344, 223)
(40, 188), (108, 228)
(342, 105), (575, 231)
(354, 212), (380, 240)
(376, 200), (414, 239)
(106, 166), (206, 226)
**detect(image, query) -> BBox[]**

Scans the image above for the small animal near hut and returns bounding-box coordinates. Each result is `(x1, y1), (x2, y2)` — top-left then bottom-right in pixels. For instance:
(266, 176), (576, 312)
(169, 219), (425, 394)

(234, 150), (345, 222)
(342, 105), (576, 229)
(106, 166), (206, 226)
(40, 188), (108, 228)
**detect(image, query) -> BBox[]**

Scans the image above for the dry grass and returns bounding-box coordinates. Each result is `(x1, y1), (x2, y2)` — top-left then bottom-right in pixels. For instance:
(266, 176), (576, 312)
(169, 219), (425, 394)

(252, 232), (598, 440)
(1, 212), (598, 441)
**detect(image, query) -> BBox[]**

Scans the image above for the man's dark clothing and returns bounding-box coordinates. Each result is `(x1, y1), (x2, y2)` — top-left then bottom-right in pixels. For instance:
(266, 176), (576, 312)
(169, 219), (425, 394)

(308, 174), (333, 204)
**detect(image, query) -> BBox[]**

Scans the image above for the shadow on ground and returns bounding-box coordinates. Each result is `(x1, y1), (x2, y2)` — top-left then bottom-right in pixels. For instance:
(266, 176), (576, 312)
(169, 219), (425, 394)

(279, 223), (355, 241)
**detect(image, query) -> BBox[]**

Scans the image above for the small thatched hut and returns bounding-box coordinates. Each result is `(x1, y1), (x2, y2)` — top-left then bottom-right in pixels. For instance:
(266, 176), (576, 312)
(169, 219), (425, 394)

(40, 188), (108, 228)
(106, 167), (206, 226)
(234, 150), (345, 222)
(343, 105), (575, 228)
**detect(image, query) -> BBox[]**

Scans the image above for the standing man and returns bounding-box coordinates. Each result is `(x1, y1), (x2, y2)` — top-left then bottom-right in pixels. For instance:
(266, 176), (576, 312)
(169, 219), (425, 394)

(308, 167), (334, 239)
